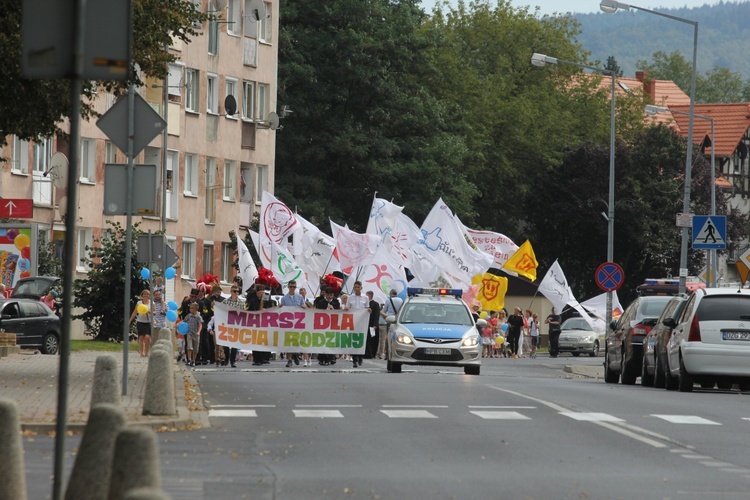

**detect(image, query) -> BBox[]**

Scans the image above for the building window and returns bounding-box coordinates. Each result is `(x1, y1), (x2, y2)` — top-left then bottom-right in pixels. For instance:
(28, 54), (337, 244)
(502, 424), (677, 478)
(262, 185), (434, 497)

(184, 153), (199, 196)
(243, 0), (258, 38)
(221, 242), (233, 283)
(32, 138), (51, 175)
(240, 163), (253, 203)
(166, 150), (179, 219)
(167, 63), (183, 103)
(181, 239), (196, 279)
(257, 83), (269, 121)
(223, 160), (236, 201)
(208, 3), (219, 54)
(79, 138), (96, 183)
(105, 141), (116, 163)
(191, 0), (203, 28)
(242, 80), (255, 121)
(77, 227), (93, 272)
(11, 136), (29, 174)
(227, 0), (240, 35)
(255, 164), (268, 205)
(206, 157), (217, 223)
(186, 68), (199, 112)
(225, 77), (238, 118)
(259, 1), (272, 43)
(202, 243), (214, 277)
(207, 74), (218, 114)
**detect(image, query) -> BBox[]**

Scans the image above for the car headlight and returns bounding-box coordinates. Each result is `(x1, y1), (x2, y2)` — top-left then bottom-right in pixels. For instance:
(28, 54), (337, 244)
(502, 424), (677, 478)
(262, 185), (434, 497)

(579, 335), (593, 343)
(396, 333), (413, 345)
(462, 335), (479, 347)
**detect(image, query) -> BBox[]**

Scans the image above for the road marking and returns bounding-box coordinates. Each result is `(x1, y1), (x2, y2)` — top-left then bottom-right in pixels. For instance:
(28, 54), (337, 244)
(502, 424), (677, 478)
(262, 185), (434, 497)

(208, 409), (257, 418)
(470, 411), (530, 420)
(381, 410), (437, 419)
(560, 412), (624, 422)
(293, 410), (344, 418)
(468, 406), (536, 409)
(652, 415), (721, 425)
(208, 404), (276, 408)
(295, 405), (362, 408)
(381, 405), (449, 408)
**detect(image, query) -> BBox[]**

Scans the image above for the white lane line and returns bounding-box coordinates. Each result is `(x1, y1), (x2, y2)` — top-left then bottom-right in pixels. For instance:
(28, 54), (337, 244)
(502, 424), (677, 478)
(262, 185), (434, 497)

(381, 410), (437, 419)
(681, 454), (711, 460)
(468, 406), (536, 409)
(470, 411), (531, 420)
(294, 405), (362, 408)
(381, 405), (449, 408)
(560, 412), (624, 422)
(700, 461), (734, 468)
(293, 410), (344, 418)
(208, 404), (276, 408)
(208, 409), (257, 418)
(652, 415), (721, 425)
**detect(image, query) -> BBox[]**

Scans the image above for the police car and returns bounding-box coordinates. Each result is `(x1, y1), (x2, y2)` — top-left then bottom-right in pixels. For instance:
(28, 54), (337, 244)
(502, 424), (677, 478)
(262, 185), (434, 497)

(385, 288), (485, 375)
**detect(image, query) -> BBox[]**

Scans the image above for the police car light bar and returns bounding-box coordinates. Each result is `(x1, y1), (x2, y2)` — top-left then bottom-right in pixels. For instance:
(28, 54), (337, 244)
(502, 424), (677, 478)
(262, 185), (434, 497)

(407, 287), (463, 297)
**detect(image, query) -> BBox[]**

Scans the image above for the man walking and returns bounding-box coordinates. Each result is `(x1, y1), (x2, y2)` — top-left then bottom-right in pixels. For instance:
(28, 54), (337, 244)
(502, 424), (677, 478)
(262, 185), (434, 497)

(345, 281), (370, 368)
(378, 289), (402, 359)
(280, 280), (305, 367)
(545, 307), (562, 358)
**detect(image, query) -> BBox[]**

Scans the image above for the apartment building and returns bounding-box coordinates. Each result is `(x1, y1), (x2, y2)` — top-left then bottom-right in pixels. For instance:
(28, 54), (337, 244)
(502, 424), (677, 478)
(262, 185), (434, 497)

(1, 0), (278, 337)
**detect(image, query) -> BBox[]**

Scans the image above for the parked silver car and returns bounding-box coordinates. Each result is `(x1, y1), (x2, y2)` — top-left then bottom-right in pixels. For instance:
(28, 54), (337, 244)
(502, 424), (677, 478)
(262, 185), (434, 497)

(666, 288), (750, 392)
(558, 317), (600, 357)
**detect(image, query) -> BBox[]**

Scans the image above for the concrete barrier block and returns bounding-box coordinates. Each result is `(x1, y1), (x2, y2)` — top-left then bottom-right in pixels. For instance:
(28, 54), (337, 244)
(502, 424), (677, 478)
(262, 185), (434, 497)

(64, 404), (126, 500)
(142, 350), (175, 416)
(156, 327), (173, 344)
(0, 398), (27, 500)
(91, 355), (121, 409)
(108, 428), (161, 500)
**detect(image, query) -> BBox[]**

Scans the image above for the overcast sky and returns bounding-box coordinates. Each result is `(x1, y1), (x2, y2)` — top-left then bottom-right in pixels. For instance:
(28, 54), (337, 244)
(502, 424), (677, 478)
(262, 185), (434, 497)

(422, 1), (729, 17)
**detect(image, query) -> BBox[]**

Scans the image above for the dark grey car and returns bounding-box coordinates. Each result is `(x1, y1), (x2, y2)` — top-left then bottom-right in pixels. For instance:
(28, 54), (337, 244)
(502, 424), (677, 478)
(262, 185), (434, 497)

(0, 298), (62, 354)
(641, 295), (688, 389)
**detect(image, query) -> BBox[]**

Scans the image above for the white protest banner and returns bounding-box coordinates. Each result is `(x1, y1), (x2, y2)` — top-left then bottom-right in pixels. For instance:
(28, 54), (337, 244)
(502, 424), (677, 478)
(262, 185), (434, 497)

(213, 302), (369, 354)
(465, 228), (519, 269)
(237, 233), (259, 293)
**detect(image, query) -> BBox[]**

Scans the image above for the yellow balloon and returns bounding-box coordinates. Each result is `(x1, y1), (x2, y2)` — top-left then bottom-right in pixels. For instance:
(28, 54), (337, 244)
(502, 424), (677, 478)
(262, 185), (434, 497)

(137, 304), (149, 315)
(479, 311), (488, 319)
(495, 336), (505, 345)
(14, 233), (30, 251)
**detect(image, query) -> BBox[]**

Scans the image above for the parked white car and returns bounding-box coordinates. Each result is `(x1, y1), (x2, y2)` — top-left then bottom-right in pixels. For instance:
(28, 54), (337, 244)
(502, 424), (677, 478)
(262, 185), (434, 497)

(666, 288), (750, 392)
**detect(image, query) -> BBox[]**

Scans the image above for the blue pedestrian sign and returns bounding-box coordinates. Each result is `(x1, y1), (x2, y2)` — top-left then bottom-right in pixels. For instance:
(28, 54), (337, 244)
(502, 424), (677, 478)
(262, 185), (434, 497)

(692, 215), (726, 250)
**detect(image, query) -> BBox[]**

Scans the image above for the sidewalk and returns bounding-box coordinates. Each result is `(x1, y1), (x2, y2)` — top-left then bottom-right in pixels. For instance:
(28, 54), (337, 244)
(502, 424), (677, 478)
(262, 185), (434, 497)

(0, 349), (209, 433)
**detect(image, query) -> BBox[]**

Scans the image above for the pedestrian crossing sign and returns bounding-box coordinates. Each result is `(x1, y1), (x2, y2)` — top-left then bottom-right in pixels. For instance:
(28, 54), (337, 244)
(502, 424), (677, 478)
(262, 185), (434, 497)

(692, 215), (726, 250)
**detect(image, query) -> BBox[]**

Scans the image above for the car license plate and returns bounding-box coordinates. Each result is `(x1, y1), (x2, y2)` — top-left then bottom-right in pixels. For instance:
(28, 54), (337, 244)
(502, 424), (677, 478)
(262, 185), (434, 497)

(425, 348), (451, 355)
(722, 331), (750, 341)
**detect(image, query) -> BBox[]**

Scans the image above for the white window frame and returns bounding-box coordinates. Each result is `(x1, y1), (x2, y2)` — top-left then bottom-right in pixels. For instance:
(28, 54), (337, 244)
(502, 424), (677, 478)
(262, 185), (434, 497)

(223, 160), (236, 201)
(242, 80), (255, 121)
(259, 1), (272, 43)
(208, 1), (219, 54)
(205, 157), (218, 224)
(227, 0), (240, 35)
(167, 63), (184, 101)
(32, 138), (51, 175)
(77, 227), (93, 272)
(221, 242), (233, 284)
(12, 136), (29, 174)
(257, 83), (269, 121)
(79, 138), (96, 183)
(202, 242), (214, 277)
(166, 149), (179, 220)
(225, 77), (238, 119)
(186, 68), (200, 113)
(207, 73), (219, 115)
(105, 141), (116, 163)
(181, 238), (196, 279)
(240, 163), (253, 203)
(255, 164), (268, 205)
(184, 153), (199, 196)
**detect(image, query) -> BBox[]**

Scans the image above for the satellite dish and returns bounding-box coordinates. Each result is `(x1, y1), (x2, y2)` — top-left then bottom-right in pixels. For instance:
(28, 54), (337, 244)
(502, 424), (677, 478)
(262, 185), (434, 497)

(257, 112), (280, 130)
(224, 94), (237, 116)
(58, 196), (67, 218)
(48, 152), (69, 189)
(247, 0), (266, 21)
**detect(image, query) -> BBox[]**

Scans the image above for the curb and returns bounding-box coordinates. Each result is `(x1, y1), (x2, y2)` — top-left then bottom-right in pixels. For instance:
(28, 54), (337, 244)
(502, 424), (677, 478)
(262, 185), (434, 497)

(563, 364), (604, 379)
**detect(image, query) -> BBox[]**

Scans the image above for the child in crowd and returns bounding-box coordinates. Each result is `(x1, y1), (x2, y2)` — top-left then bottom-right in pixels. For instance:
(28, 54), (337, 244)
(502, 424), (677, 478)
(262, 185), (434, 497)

(185, 302), (203, 367)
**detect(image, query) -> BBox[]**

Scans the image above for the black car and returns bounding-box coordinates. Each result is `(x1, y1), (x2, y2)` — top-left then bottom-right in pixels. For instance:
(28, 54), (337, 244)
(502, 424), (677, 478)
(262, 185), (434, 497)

(11, 276), (60, 299)
(0, 298), (62, 354)
(604, 295), (672, 385)
(640, 295), (688, 389)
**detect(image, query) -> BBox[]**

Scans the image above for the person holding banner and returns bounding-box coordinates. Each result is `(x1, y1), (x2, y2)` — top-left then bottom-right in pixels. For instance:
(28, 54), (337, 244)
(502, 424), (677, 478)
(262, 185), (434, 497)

(378, 289), (403, 359)
(346, 281), (370, 368)
(222, 286), (245, 367)
(366, 291), (381, 360)
(506, 307), (524, 359)
(545, 307), (562, 358)
(248, 284), (275, 365)
(280, 280), (305, 367)
(314, 287), (340, 366)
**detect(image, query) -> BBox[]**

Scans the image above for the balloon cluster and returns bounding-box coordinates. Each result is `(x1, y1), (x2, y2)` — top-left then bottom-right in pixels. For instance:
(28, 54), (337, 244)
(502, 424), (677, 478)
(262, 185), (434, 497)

(0, 229), (33, 279)
(140, 266), (177, 282)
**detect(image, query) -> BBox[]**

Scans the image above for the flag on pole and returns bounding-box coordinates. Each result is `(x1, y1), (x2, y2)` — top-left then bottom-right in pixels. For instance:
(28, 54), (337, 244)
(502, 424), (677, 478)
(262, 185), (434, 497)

(471, 272), (508, 312)
(237, 234), (259, 293)
(465, 228), (519, 269)
(502, 240), (538, 281)
(366, 196), (404, 244)
(259, 191), (299, 268)
(537, 260), (574, 313)
(330, 220), (379, 274)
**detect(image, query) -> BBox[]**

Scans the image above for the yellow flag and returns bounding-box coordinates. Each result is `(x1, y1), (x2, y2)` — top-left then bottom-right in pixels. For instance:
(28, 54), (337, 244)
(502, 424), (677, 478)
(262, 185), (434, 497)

(472, 273), (508, 312)
(502, 240), (538, 281)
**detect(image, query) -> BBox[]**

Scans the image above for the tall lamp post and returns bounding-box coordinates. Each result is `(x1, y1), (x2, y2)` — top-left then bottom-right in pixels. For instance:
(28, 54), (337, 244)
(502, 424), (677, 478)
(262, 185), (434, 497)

(646, 105), (716, 286)
(531, 53), (617, 334)
(600, 0), (698, 294)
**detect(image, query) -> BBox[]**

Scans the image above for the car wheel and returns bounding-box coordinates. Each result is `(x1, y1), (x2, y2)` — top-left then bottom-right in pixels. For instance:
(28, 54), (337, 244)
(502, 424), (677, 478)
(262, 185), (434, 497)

(700, 381), (715, 389)
(604, 352), (619, 384)
(738, 380), (750, 392)
(621, 350), (637, 385)
(677, 356), (693, 392)
(464, 365), (480, 376)
(41, 333), (60, 355)
(390, 362), (402, 374)
(653, 356), (666, 389)
(716, 380), (732, 390)
(641, 351), (654, 387)
(572, 352), (581, 357)
(589, 341), (600, 357)
(665, 362), (679, 391)
(386, 360), (392, 372)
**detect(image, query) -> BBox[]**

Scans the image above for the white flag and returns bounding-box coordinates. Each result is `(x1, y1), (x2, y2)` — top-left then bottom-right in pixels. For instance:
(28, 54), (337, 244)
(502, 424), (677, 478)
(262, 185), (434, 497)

(237, 234), (258, 293)
(580, 291), (624, 332)
(366, 196), (404, 245)
(259, 191), (299, 268)
(537, 260), (575, 313)
(345, 244), (408, 304)
(465, 228), (519, 269)
(330, 220), (380, 274)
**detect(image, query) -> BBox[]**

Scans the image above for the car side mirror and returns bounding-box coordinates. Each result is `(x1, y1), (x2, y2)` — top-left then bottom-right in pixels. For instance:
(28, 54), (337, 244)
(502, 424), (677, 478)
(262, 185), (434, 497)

(609, 320), (618, 331)
(476, 318), (487, 328)
(386, 315), (396, 324)
(663, 317), (677, 328)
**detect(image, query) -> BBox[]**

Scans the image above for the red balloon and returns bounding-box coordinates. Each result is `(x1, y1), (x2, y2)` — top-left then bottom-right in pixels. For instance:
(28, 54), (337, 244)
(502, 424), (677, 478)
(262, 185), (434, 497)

(21, 247), (31, 259)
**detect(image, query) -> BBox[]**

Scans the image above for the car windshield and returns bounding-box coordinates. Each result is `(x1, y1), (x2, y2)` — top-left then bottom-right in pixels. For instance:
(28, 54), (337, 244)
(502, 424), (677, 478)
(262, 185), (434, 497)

(561, 318), (592, 331)
(638, 297), (672, 318)
(696, 295), (750, 321)
(400, 302), (473, 326)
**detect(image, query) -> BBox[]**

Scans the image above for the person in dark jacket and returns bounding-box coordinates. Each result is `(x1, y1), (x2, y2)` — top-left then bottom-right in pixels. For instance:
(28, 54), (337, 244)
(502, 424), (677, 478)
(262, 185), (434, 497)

(313, 287), (340, 365)
(506, 307), (525, 359)
(247, 284), (274, 365)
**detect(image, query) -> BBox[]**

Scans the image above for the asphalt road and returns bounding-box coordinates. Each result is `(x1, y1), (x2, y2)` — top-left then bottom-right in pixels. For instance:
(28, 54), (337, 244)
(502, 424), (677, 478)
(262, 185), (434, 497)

(24, 355), (750, 499)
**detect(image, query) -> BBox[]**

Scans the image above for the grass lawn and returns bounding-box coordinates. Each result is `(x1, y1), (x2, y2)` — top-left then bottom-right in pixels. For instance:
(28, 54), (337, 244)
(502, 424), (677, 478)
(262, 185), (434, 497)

(69, 339), (140, 352)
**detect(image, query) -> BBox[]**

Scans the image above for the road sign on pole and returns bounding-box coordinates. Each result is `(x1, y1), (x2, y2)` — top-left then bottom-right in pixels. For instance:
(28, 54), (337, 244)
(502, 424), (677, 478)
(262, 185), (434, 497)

(692, 215), (726, 250)
(595, 262), (625, 292)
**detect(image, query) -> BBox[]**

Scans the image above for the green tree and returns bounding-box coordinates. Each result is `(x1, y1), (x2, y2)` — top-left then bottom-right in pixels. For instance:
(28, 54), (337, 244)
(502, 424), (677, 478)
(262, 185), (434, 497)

(0, 0), (206, 146)
(73, 221), (148, 342)
(604, 56), (623, 77)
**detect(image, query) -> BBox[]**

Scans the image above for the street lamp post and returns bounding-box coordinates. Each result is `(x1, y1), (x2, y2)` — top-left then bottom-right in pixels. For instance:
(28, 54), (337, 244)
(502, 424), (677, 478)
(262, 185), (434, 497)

(600, 0), (698, 294)
(531, 53), (617, 334)
(645, 105), (716, 286)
